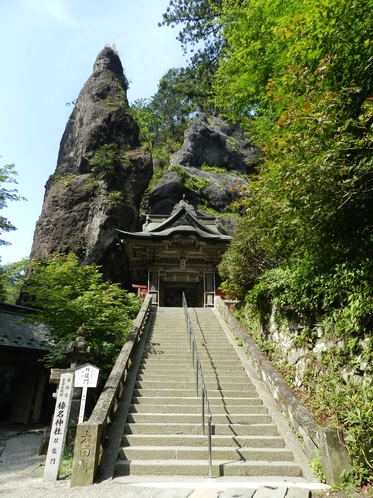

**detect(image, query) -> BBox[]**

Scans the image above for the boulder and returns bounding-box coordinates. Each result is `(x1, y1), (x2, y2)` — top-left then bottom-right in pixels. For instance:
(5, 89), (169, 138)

(147, 113), (260, 230)
(170, 113), (259, 174)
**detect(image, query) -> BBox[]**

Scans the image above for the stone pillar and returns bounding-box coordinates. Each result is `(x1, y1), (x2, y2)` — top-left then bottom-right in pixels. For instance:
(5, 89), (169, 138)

(64, 327), (91, 424)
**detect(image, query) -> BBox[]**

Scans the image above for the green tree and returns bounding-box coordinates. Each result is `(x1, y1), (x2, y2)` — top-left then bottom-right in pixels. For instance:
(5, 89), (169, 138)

(130, 98), (160, 149)
(25, 253), (141, 371)
(219, 0), (373, 307)
(216, 0), (373, 482)
(160, 0), (224, 112)
(0, 163), (26, 246)
(0, 258), (28, 304)
(159, 0), (223, 56)
(214, 0), (305, 126)
(151, 68), (194, 143)
(131, 68), (194, 149)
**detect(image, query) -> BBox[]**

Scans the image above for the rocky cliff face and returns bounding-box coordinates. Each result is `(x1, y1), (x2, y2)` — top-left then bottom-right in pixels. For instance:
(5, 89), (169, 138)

(146, 113), (260, 233)
(30, 48), (259, 284)
(30, 47), (153, 284)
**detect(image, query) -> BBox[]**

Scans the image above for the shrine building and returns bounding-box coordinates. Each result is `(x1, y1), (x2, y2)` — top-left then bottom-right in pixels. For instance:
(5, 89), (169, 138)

(116, 199), (232, 307)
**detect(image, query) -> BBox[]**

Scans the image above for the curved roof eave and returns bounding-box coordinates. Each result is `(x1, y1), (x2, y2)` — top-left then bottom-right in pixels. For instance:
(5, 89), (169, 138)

(116, 226), (231, 243)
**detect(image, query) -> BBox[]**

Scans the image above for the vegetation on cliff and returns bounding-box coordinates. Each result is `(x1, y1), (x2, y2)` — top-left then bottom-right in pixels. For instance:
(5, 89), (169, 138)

(159, 0), (373, 485)
(213, 0), (373, 485)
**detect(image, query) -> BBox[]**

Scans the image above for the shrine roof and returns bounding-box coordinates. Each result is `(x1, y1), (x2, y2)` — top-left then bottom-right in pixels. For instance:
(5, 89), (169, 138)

(117, 199), (232, 242)
(117, 224), (231, 242)
(0, 303), (51, 352)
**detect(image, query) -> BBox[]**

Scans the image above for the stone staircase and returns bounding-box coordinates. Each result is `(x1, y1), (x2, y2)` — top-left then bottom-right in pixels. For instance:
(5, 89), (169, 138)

(115, 306), (305, 478)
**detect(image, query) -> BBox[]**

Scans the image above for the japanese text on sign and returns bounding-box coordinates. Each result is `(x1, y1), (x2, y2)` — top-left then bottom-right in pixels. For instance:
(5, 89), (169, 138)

(43, 372), (74, 482)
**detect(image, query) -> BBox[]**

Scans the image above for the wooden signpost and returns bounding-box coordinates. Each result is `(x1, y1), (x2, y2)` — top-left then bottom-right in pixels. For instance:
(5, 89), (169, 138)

(74, 363), (100, 424)
(43, 364), (99, 482)
(43, 372), (74, 482)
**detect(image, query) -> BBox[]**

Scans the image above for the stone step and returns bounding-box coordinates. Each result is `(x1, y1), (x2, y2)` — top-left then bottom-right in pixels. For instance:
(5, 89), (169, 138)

(138, 369), (247, 378)
(145, 342), (233, 350)
(142, 354), (241, 361)
(123, 423), (280, 436)
(133, 388), (257, 398)
(128, 404), (267, 415)
(139, 361), (240, 369)
(121, 433), (285, 448)
(126, 412), (272, 425)
(136, 371), (250, 380)
(134, 380), (255, 391)
(138, 366), (246, 375)
(146, 337), (229, 343)
(141, 359), (243, 368)
(118, 445), (295, 462)
(141, 351), (238, 358)
(115, 307), (304, 481)
(145, 336), (226, 343)
(142, 353), (238, 361)
(144, 336), (188, 340)
(137, 372), (251, 380)
(136, 378), (251, 392)
(138, 361), (246, 372)
(131, 395), (262, 406)
(115, 459), (303, 477)
(147, 340), (231, 347)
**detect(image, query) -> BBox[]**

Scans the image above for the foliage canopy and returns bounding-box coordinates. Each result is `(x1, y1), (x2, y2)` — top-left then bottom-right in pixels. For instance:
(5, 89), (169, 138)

(212, 0), (373, 483)
(0, 163), (26, 247)
(218, 0), (373, 322)
(0, 258), (28, 303)
(25, 253), (141, 372)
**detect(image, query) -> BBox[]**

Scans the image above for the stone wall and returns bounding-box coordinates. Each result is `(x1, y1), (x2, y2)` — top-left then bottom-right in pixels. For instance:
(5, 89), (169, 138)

(262, 305), (372, 387)
(215, 297), (352, 485)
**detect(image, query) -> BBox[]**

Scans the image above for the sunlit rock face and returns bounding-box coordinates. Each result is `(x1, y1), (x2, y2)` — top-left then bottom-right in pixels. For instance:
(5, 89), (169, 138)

(30, 46), (152, 285)
(146, 113), (260, 233)
(30, 48), (260, 285)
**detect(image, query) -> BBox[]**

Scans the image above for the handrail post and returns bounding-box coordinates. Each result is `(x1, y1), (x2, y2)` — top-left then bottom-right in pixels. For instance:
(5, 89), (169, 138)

(196, 357), (199, 396)
(192, 338), (195, 368)
(182, 291), (213, 478)
(208, 414), (212, 478)
(202, 389), (205, 436)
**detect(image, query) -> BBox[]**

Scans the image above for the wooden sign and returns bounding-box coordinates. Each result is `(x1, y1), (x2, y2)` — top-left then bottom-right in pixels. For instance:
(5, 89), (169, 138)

(74, 363), (99, 388)
(74, 364), (99, 424)
(44, 372), (74, 482)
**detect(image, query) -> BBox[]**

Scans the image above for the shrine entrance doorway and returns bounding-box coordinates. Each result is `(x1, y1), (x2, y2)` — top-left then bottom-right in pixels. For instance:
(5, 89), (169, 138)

(163, 282), (202, 307)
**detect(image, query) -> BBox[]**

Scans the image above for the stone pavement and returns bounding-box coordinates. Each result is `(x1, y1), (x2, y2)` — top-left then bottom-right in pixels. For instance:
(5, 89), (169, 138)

(0, 424), (329, 498)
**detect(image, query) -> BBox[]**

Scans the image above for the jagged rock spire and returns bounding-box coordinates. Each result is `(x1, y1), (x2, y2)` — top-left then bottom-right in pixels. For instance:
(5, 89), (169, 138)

(29, 47), (152, 286)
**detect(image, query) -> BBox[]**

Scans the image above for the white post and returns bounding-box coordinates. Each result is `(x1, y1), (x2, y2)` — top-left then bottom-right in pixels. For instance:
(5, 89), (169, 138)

(44, 372), (74, 482)
(74, 363), (100, 424)
(78, 385), (88, 424)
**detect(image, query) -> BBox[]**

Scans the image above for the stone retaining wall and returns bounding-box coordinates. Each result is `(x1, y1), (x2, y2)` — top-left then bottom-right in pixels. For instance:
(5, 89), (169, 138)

(215, 296), (351, 485)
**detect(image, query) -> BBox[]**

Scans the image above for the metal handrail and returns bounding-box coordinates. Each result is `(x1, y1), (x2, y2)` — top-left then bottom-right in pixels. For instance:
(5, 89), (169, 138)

(182, 292), (213, 479)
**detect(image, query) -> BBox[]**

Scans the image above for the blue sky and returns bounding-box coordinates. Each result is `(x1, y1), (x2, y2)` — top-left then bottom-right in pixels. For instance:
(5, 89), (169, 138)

(0, 0), (186, 265)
